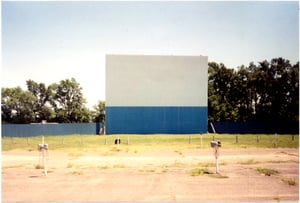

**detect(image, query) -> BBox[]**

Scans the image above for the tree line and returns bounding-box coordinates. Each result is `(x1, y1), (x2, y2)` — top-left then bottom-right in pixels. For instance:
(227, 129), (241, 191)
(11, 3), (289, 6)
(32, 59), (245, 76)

(208, 57), (299, 122)
(1, 78), (105, 124)
(1, 57), (299, 124)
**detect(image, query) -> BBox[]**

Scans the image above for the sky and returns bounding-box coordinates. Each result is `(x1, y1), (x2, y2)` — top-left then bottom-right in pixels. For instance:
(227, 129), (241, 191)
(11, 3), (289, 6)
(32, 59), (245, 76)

(1, 1), (299, 108)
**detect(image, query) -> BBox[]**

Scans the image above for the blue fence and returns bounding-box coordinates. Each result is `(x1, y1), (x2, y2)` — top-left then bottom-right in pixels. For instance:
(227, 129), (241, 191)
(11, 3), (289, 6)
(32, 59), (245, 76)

(1, 123), (102, 137)
(209, 121), (299, 134)
(2, 121), (298, 137)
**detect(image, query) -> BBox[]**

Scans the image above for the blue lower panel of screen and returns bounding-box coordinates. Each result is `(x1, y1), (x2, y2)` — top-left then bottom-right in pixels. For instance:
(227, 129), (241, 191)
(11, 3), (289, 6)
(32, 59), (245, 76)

(106, 106), (207, 134)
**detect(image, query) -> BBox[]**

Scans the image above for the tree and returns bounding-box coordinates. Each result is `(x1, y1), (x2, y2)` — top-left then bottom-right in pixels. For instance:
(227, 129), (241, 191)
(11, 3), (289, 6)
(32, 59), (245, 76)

(1, 87), (37, 123)
(208, 58), (299, 123)
(50, 78), (90, 122)
(26, 79), (54, 122)
(208, 62), (239, 122)
(92, 100), (105, 123)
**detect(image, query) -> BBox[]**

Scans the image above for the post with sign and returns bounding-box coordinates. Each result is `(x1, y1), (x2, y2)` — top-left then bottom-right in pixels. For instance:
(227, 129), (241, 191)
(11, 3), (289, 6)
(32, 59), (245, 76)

(210, 140), (221, 174)
(38, 136), (48, 176)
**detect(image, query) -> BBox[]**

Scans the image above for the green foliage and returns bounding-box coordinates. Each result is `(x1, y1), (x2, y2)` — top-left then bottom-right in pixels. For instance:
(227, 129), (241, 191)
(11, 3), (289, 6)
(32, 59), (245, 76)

(2, 78), (103, 124)
(208, 58), (299, 122)
(50, 78), (90, 123)
(2, 87), (37, 123)
(2, 57), (298, 124)
(26, 80), (54, 122)
(92, 100), (105, 123)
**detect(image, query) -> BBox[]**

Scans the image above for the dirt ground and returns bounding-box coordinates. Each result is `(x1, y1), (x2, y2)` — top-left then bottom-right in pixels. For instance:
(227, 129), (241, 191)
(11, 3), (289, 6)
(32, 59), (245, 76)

(2, 148), (299, 202)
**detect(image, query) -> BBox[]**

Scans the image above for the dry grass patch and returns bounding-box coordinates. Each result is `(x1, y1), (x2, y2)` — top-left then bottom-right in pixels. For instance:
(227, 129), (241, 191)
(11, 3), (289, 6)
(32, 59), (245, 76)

(35, 164), (44, 169)
(189, 168), (210, 176)
(238, 159), (260, 165)
(256, 167), (279, 176)
(282, 178), (297, 186)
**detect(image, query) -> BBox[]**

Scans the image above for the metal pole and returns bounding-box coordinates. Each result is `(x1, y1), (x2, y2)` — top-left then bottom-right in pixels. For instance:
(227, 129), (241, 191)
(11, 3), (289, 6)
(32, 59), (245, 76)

(216, 156), (219, 174)
(43, 149), (47, 176)
(215, 147), (219, 174)
(274, 133), (278, 147)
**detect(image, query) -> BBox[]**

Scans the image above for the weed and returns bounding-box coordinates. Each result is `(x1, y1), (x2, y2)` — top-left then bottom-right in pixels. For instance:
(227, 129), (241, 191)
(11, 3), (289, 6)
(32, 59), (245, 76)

(98, 165), (110, 169)
(256, 167), (279, 176)
(3, 164), (24, 169)
(70, 171), (83, 175)
(189, 168), (209, 176)
(139, 168), (156, 173)
(170, 161), (187, 168)
(67, 163), (74, 168)
(113, 164), (125, 168)
(35, 164), (44, 169)
(208, 173), (229, 178)
(161, 168), (168, 173)
(174, 150), (183, 155)
(197, 162), (215, 167)
(282, 178), (296, 186)
(238, 159), (260, 165)
(110, 147), (121, 152)
(273, 196), (280, 202)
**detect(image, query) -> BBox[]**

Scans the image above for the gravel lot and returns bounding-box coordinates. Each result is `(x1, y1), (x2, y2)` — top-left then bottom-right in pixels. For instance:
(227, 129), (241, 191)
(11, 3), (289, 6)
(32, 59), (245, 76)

(2, 148), (299, 202)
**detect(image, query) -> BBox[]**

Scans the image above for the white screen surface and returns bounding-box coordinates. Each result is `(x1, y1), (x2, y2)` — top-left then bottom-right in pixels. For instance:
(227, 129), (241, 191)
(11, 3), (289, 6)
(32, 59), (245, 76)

(106, 54), (208, 107)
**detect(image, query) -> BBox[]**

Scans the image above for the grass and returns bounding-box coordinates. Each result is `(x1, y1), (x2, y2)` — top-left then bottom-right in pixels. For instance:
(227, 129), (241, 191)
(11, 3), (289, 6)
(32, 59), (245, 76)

(35, 164), (44, 169)
(2, 164), (25, 169)
(282, 178), (297, 186)
(70, 171), (83, 175)
(189, 168), (210, 176)
(208, 173), (229, 178)
(256, 167), (279, 176)
(67, 163), (75, 168)
(98, 165), (110, 169)
(2, 134), (299, 152)
(113, 164), (126, 168)
(238, 159), (260, 165)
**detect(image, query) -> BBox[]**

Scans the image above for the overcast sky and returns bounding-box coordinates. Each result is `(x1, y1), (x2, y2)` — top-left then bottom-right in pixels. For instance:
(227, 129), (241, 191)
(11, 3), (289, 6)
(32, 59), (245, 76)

(1, 1), (299, 108)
